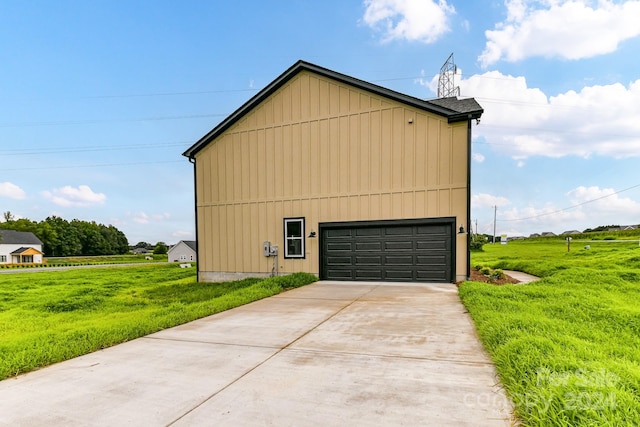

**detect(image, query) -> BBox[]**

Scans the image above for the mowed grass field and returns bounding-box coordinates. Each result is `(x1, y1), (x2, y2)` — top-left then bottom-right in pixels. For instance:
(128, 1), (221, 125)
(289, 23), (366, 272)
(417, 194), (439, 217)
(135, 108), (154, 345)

(0, 264), (316, 381)
(460, 239), (640, 426)
(45, 254), (169, 265)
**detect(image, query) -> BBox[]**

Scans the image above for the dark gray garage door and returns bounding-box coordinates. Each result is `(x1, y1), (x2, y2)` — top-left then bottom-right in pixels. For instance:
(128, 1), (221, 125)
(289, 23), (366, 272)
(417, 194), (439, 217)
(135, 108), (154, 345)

(320, 219), (454, 283)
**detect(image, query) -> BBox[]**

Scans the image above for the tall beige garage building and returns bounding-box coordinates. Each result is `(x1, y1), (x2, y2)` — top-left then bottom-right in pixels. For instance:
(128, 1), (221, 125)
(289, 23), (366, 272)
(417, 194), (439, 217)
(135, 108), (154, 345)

(183, 60), (483, 283)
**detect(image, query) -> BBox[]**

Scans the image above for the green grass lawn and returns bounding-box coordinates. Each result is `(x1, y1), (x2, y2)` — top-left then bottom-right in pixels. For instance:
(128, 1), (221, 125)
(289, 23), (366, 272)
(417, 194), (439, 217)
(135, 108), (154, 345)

(460, 239), (640, 426)
(0, 264), (316, 381)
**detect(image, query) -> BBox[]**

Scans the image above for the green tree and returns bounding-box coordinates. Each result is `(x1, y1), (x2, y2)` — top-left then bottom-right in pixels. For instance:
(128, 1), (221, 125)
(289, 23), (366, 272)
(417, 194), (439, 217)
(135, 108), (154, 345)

(133, 241), (152, 249)
(102, 225), (129, 254)
(71, 220), (109, 255)
(2, 215), (129, 256)
(44, 216), (81, 256)
(470, 233), (489, 251)
(153, 242), (168, 255)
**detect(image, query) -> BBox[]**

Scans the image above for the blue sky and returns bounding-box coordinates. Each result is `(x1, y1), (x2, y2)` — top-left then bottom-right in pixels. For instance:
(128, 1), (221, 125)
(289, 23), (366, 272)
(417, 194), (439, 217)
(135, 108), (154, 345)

(1, 0), (640, 244)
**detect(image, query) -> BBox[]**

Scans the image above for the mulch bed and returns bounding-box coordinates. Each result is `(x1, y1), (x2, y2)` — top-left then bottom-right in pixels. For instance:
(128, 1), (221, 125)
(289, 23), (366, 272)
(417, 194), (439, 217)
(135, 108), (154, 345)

(458, 269), (521, 286)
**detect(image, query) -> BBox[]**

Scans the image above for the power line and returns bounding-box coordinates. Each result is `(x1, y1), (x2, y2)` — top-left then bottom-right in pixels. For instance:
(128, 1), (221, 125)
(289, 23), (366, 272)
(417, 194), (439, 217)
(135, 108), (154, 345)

(497, 183), (640, 222)
(0, 73), (628, 129)
(80, 88), (259, 99)
(0, 72), (557, 103)
(0, 113), (226, 128)
(2, 159), (185, 172)
(472, 124), (640, 145)
(0, 141), (191, 156)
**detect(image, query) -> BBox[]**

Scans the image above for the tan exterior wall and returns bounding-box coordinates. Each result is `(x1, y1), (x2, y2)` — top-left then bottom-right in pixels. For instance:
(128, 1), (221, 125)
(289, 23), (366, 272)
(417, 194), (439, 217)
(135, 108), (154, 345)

(194, 71), (469, 281)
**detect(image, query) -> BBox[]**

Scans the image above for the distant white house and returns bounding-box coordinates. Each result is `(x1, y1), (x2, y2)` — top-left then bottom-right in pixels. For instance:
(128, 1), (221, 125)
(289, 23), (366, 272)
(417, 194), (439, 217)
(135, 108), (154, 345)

(0, 230), (44, 264)
(168, 240), (197, 263)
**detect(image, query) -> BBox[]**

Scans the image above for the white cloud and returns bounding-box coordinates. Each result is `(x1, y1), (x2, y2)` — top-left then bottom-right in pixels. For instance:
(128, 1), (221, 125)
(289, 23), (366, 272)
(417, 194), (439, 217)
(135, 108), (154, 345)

(133, 212), (149, 224)
(0, 182), (26, 200)
(132, 212), (170, 224)
(480, 0), (640, 67)
(362, 0), (455, 43)
(567, 185), (640, 214)
(41, 185), (106, 207)
(472, 193), (510, 208)
(152, 213), (171, 221)
(458, 72), (640, 159)
(475, 185), (640, 236)
(472, 153), (485, 163)
(172, 230), (193, 238)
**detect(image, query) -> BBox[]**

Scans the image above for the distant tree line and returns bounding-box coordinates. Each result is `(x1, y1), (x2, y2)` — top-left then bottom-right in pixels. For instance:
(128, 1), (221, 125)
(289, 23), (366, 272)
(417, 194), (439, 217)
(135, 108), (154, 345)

(582, 225), (620, 233)
(0, 212), (129, 256)
(132, 241), (168, 255)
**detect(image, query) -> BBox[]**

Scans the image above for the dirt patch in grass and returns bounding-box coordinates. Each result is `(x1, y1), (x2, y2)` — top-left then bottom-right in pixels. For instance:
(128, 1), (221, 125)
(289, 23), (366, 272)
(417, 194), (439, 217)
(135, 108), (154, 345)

(459, 269), (521, 285)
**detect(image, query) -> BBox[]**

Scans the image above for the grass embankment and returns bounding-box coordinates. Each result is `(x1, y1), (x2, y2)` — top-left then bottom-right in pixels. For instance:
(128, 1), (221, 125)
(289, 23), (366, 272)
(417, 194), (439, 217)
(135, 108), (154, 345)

(46, 254), (169, 265)
(460, 240), (640, 426)
(0, 264), (316, 381)
(0, 254), (169, 269)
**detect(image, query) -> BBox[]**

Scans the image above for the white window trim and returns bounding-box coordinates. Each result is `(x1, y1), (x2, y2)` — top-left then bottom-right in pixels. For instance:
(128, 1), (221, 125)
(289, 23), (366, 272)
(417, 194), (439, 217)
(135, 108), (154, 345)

(284, 217), (305, 259)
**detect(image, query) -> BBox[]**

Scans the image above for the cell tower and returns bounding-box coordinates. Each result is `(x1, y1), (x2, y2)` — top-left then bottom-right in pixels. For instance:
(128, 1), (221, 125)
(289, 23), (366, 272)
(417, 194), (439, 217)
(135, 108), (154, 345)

(437, 52), (460, 98)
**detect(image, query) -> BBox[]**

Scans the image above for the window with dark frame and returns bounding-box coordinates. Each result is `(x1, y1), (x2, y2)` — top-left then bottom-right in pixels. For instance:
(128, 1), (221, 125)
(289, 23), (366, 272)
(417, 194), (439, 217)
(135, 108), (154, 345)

(284, 217), (305, 258)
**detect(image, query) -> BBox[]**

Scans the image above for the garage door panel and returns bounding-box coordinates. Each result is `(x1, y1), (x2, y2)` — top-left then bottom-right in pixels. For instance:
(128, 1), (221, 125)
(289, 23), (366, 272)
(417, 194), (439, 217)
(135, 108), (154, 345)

(355, 242), (383, 251)
(417, 240), (450, 250)
(355, 255), (383, 265)
(321, 220), (453, 283)
(326, 270), (355, 280)
(385, 255), (414, 265)
(355, 269), (384, 280)
(326, 229), (354, 238)
(384, 241), (414, 251)
(326, 256), (353, 266)
(355, 228), (382, 237)
(415, 261), (449, 270)
(416, 225), (449, 235)
(416, 270), (448, 281)
(416, 255), (449, 265)
(384, 270), (415, 280)
(327, 242), (353, 251)
(383, 226), (413, 236)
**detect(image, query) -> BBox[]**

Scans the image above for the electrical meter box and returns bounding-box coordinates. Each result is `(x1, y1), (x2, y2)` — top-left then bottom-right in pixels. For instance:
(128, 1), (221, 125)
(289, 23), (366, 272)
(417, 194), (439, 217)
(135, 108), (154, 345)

(269, 245), (279, 256)
(263, 241), (271, 257)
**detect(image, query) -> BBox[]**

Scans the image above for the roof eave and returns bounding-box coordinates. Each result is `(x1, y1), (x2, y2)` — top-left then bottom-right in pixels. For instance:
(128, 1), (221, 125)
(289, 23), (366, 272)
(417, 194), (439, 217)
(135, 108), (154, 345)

(446, 109), (484, 124)
(183, 60), (308, 159)
(183, 60), (482, 158)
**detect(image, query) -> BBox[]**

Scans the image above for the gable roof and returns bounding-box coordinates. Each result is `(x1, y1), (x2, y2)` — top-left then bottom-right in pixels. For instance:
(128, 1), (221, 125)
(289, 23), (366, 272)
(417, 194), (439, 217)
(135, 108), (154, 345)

(10, 247), (43, 255)
(183, 60), (483, 159)
(561, 230), (581, 235)
(0, 229), (43, 245)
(170, 240), (197, 252)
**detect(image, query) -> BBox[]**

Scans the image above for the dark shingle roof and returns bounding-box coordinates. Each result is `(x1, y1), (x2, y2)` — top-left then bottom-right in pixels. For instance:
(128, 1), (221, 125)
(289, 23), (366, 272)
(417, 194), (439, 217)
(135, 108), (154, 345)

(427, 96), (484, 116)
(0, 229), (43, 245)
(183, 240), (197, 252)
(183, 60), (483, 158)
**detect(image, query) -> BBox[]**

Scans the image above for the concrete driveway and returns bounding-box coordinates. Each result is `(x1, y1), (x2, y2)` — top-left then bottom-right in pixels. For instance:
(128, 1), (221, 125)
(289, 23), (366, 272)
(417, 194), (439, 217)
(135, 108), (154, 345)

(0, 281), (514, 426)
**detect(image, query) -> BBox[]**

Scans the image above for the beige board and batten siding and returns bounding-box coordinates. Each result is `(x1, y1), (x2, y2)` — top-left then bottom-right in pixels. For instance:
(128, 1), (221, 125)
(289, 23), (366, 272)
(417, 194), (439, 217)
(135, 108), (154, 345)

(194, 69), (470, 282)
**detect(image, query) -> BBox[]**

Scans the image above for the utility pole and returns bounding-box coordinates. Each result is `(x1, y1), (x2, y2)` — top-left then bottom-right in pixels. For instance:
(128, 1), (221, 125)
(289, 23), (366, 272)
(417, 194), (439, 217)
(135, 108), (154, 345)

(492, 206), (497, 244)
